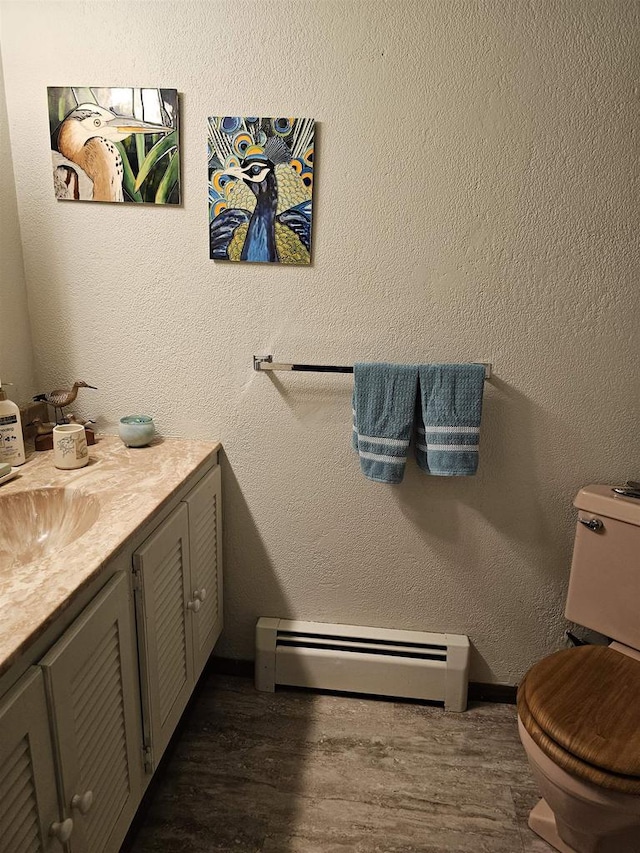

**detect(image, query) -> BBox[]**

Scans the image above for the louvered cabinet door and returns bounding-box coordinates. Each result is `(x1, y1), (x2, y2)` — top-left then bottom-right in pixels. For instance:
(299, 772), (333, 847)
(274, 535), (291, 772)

(133, 502), (194, 771)
(0, 669), (61, 853)
(39, 572), (143, 853)
(183, 466), (223, 679)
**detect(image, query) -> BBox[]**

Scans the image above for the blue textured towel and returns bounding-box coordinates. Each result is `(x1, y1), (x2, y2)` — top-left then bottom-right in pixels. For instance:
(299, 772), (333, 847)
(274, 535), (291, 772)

(352, 363), (418, 483)
(415, 364), (485, 476)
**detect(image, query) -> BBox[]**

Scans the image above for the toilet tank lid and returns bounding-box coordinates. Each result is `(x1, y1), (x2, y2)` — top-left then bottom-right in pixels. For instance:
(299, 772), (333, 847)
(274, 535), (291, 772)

(574, 484), (640, 526)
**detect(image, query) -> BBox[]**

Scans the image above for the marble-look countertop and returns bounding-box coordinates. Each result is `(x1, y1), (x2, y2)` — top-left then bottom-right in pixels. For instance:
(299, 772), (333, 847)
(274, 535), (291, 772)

(0, 435), (221, 677)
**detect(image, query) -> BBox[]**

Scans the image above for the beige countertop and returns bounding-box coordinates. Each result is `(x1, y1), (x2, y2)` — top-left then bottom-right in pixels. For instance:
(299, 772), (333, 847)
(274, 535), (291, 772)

(0, 435), (221, 677)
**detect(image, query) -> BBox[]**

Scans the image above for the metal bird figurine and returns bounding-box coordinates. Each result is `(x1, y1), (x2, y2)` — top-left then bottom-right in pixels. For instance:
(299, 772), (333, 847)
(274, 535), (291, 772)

(34, 380), (97, 424)
(54, 103), (170, 202)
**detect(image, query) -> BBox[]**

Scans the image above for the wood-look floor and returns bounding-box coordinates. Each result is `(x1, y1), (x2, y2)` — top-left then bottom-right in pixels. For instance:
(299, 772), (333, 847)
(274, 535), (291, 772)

(124, 674), (553, 853)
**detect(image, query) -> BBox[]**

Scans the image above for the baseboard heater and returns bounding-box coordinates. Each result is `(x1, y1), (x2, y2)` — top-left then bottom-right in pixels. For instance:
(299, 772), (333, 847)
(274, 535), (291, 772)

(255, 618), (470, 711)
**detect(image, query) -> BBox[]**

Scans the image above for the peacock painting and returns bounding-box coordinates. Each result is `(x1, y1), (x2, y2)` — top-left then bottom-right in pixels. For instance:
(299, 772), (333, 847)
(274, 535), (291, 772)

(47, 87), (180, 204)
(208, 116), (314, 265)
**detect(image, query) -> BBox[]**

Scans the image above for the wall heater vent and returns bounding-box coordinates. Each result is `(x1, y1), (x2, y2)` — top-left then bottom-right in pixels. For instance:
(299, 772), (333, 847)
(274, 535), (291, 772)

(255, 618), (470, 711)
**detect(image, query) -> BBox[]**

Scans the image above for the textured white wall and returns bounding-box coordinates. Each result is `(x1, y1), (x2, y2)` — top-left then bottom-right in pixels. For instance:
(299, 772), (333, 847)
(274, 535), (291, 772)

(1, 0), (638, 683)
(0, 40), (36, 404)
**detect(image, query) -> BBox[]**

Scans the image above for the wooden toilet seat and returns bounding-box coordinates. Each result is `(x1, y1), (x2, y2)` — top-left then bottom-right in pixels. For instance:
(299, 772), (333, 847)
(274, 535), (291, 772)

(517, 645), (640, 795)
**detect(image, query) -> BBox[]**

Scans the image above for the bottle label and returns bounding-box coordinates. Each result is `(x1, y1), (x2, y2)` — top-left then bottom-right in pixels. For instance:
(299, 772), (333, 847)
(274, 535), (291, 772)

(0, 406), (24, 463)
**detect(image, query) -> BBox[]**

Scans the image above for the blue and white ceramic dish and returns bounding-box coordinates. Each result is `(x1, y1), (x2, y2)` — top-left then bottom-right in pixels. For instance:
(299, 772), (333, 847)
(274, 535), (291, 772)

(118, 415), (155, 448)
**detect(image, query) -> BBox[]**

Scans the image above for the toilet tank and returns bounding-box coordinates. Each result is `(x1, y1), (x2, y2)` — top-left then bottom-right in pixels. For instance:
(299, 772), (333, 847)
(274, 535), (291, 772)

(565, 485), (640, 650)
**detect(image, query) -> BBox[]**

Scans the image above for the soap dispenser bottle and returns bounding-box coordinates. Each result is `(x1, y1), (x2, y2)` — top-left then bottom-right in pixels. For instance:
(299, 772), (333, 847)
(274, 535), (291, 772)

(0, 378), (26, 465)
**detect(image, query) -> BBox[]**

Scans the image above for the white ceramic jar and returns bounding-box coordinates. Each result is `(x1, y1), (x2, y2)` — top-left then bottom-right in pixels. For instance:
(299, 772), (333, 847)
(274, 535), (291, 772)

(53, 424), (89, 469)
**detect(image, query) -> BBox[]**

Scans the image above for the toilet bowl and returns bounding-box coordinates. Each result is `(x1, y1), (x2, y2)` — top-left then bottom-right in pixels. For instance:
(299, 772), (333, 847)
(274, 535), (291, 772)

(517, 486), (640, 853)
(518, 719), (640, 853)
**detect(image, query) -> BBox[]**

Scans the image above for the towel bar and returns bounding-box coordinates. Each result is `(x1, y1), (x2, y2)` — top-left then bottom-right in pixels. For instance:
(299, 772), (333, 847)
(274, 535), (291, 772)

(253, 355), (492, 380)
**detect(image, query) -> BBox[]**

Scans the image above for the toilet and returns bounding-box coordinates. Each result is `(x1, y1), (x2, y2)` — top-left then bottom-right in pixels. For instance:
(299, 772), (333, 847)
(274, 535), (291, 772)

(517, 485), (640, 853)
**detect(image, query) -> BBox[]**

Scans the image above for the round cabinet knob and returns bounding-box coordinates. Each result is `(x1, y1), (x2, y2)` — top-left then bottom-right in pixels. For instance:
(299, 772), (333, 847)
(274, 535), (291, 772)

(194, 588), (207, 602)
(71, 790), (93, 814)
(50, 818), (74, 844)
(579, 517), (604, 532)
(187, 598), (201, 612)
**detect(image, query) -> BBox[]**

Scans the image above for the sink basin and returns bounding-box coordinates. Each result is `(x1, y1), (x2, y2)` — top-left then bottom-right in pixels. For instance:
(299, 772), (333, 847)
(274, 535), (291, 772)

(0, 488), (100, 568)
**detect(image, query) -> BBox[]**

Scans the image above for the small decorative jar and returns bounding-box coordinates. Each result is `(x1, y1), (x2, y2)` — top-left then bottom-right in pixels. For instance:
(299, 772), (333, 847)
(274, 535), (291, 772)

(118, 415), (155, 448)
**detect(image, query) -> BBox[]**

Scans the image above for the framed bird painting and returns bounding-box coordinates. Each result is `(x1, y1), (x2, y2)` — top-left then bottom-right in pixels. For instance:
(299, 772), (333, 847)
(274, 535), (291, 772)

(47, 86), (180, 204)
(208, 116), (314, 265)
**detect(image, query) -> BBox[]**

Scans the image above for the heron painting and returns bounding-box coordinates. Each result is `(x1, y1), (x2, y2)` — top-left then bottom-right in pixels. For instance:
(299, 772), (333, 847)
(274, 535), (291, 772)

(208, 116), (314, 265)
(47, 87), (180, 204)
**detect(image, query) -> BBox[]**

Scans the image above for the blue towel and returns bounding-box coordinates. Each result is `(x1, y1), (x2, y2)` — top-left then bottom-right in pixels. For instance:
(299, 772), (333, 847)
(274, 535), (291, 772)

(352, 363), (418, 483)
(416, 364), (485, 476)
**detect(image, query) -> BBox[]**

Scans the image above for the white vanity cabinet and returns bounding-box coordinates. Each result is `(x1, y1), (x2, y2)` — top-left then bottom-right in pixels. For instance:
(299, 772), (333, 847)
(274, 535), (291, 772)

(0, 445), (223, 853)
(133, 465), (223, 771)
(0, 669), (62, 853)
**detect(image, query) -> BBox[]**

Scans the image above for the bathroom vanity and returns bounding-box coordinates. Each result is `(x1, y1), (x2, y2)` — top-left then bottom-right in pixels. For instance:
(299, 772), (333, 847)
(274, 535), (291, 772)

(0, 435), (223, 853)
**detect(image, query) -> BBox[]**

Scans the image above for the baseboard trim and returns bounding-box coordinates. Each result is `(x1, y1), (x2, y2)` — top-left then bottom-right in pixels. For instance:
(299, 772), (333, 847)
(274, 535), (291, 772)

(467, 681), (517, 704)
(207, 656), (255, 678)
(208, 657), (517, 704)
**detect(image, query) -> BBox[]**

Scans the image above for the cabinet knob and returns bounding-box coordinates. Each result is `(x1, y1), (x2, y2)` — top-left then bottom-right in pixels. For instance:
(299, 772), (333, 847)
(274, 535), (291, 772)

(187, 598), (201, 612)
(193, 588), (207, 602)
(50, 818), (74, 844)
(71, 790), (94, 814)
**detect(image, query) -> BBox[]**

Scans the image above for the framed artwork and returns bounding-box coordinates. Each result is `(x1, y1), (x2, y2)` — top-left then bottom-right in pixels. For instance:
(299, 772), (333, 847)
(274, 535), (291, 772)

(47, 87), (180, 204)
(208, 116), (314, 265)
